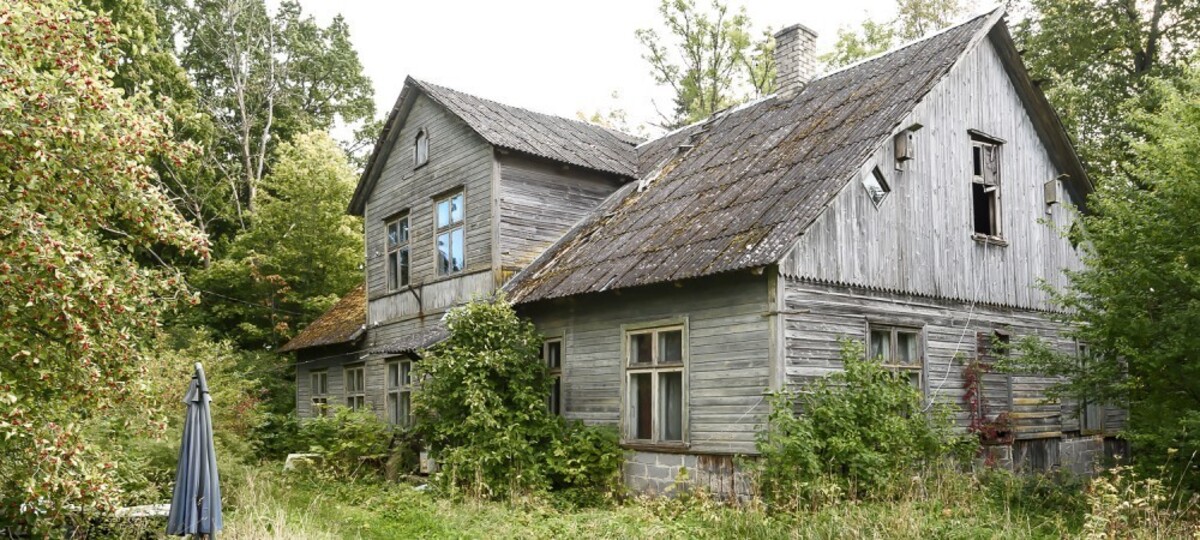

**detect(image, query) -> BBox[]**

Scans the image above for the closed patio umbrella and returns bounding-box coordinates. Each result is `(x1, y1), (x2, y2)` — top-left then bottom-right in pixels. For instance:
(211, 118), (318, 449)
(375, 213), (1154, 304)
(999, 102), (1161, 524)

(166, 363), (223, 538)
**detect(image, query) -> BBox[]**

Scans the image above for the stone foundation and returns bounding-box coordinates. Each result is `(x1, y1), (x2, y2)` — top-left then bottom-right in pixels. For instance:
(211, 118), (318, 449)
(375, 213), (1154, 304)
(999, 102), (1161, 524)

(624, 451), (754, 500)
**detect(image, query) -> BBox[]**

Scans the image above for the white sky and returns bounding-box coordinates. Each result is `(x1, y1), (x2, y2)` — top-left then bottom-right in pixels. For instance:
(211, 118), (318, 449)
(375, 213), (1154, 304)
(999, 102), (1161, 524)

(284, 1), (913, 131)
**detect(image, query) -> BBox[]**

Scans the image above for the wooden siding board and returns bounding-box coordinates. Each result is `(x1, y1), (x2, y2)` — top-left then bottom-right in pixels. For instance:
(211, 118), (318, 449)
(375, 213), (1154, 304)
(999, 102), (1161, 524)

(782, 38), (1085, 311)
(522, 272), (770, 455)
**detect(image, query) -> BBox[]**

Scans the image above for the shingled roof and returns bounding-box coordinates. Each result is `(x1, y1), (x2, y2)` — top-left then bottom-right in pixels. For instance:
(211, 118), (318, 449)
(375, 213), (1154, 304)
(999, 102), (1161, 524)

(350, 77), (641, 215)
(505, 11), (1001, 304)
(278, 284), (366, 353)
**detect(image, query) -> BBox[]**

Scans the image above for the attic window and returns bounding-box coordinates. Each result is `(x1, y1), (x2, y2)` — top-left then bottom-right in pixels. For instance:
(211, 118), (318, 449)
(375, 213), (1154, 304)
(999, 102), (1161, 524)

(862, 166), (890, 207)
(414, 128), (429, 168)
(970, 134), (1002, 238)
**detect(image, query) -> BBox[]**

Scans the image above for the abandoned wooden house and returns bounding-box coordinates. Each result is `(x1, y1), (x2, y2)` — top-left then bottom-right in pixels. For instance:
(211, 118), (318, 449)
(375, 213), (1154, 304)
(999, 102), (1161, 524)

(281, 8), (1125, 494)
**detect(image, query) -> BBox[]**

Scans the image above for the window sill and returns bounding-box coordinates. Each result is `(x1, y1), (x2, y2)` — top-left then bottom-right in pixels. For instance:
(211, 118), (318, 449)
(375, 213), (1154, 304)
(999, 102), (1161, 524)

(620, 441), (691, 454)
(971, 233), (1009, 247)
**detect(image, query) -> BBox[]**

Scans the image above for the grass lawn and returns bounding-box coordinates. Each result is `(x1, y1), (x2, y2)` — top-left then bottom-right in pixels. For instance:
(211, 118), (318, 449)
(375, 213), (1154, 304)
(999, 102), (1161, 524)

(214, 467), (1095, 539)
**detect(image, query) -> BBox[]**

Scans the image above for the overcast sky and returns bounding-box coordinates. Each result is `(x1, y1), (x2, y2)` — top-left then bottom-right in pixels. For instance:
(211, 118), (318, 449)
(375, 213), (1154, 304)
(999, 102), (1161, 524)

(284, 1), (979, 131)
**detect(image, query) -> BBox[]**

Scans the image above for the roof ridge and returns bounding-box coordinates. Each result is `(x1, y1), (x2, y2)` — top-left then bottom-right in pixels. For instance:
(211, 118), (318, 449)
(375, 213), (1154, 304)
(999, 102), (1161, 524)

(410, 77), (644, 144)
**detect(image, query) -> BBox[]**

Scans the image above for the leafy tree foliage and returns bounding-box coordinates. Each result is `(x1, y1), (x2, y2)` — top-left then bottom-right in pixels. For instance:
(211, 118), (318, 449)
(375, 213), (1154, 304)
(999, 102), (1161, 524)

(178, 0), (374, 219)
(823, 0), (971, 68)
(0, 0), (207, 530)
(636, 0), (775, 128)
(1011, 66), (1200, 482)
(188, 130), (363, 350)
(1013, 0), (1200, 182)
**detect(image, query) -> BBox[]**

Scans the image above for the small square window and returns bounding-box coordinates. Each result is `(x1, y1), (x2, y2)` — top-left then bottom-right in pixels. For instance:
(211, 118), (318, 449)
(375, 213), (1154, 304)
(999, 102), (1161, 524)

(863, 166), (891, 207)
(868, 325), (924, 395)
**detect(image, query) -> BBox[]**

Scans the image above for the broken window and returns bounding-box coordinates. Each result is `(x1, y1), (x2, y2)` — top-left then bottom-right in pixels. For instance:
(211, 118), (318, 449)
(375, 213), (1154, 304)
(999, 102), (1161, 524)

(387, 359), (413, 427)
(386, 214), (410, 291)
(414, 128), (429, 167)
(544, 339), (563, 415)
(1077, 341), (1105, 434)
(862, 166), (891, 207)
(435, 191), (465, 276)
(344, 364), (367, 410)
(625, 326), (685, 443)
(868, 325), (924, 395)
(971, 135), (1002, 237)
(310, 370), (329, 417)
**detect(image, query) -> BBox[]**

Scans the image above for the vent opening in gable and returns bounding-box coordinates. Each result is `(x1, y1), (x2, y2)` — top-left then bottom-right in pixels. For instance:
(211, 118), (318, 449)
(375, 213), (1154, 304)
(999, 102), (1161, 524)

(863, 166), (891, 207)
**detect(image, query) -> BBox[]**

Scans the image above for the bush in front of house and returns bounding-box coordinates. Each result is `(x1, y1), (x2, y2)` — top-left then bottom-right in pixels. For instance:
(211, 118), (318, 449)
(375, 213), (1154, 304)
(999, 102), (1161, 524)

(414, 295), (624, 503)
(755, 340), (976, 511)
(297, 405), (394, 477)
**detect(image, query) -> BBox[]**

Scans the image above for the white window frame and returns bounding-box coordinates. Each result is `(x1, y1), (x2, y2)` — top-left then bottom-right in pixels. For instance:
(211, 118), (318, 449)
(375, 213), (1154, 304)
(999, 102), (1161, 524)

(1077, 341), (1105, 434)
(387, 359), (414, 427)
(385, 214), (410, 292)
(621, 321), (688, 446)
(970, 133), (1003, 239)
(310, 370), (329, 417)
(344, 364), (366, 410)
(413, 128), (429, 168)
(544, 338), (563, 416)
(867, 324), (926, 397)
(434, 190), (465, 276)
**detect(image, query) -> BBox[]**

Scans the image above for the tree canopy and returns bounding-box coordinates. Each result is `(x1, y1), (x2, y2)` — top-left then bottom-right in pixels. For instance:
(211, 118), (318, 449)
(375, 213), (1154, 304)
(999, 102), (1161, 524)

(822, 0), (971, 68)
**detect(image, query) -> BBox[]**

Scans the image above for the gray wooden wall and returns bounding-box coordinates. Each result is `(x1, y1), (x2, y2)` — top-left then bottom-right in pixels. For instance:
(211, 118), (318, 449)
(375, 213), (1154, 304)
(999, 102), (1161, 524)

(363, 93), (495, 327)
(498, 153), (624, 276)
(782, 38), (1084, 312)
(521, 272), (771, 454)
(783, 277), (1124, 439)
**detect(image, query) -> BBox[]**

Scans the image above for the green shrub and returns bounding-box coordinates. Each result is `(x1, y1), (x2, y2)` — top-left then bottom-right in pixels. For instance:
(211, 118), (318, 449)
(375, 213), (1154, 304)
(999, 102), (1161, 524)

(756, 340), (975, 510)
(548, 422), (624, 507)
(414, 296), (624, 503)
(298, 406), (393, 477)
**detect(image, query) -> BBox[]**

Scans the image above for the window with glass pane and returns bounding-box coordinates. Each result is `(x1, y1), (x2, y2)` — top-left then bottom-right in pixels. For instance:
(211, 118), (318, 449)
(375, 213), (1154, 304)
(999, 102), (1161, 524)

(435, 192), (465, 276)
(310, 370), (329, 417)
(544, 339), (563, 415)
(867, 325), (924, 395)
(387, 360), (413, 427)
(386, 215), (410, 291)
(414, 129), (428, 167)
(625, 325), (686, 443)
(345, 365), (366, 410)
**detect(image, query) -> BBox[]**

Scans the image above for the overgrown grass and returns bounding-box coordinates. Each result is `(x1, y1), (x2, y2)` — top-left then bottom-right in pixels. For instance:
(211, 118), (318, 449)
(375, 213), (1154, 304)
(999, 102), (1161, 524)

(211, 467), (1090, 539)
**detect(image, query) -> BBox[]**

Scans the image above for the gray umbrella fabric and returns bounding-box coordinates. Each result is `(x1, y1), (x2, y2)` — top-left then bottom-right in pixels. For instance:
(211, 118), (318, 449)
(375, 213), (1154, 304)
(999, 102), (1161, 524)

(166, 363), (223, 537)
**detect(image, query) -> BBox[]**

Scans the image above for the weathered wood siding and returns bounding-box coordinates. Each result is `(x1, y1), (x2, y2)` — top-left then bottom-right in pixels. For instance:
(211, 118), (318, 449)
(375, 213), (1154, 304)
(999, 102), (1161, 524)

(781, 38), (1084, 312)
(364, 93), (495, 326)
(497, 153), (625, 275)
(521, 272), (771, 454)
(783, 278), (1123, 438)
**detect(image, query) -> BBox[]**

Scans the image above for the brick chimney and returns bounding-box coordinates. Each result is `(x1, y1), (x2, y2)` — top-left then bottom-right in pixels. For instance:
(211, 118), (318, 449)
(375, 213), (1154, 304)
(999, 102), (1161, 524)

(773, 23), (818, 95)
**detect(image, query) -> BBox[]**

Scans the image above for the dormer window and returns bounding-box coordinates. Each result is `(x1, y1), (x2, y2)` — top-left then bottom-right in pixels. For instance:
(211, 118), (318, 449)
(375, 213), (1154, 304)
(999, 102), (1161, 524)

(414, 128), (429, 168)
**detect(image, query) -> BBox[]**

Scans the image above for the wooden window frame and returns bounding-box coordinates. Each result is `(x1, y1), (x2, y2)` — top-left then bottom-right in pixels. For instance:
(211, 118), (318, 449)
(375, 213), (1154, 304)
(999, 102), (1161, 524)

(434, 190), (465, 277)
(385, 213), (410, 292)
(344, 364), (367, 410)
(1077, 341), (1106, 434)
(970, 133), (1004, 241)
(310, 370), (329, 417)
(867, 324), (926, 397)
(621, 321), (688, 448)
(386, 359), (414, 427)
(413, 128), (429, 168)
(544, 338), (563, 416)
